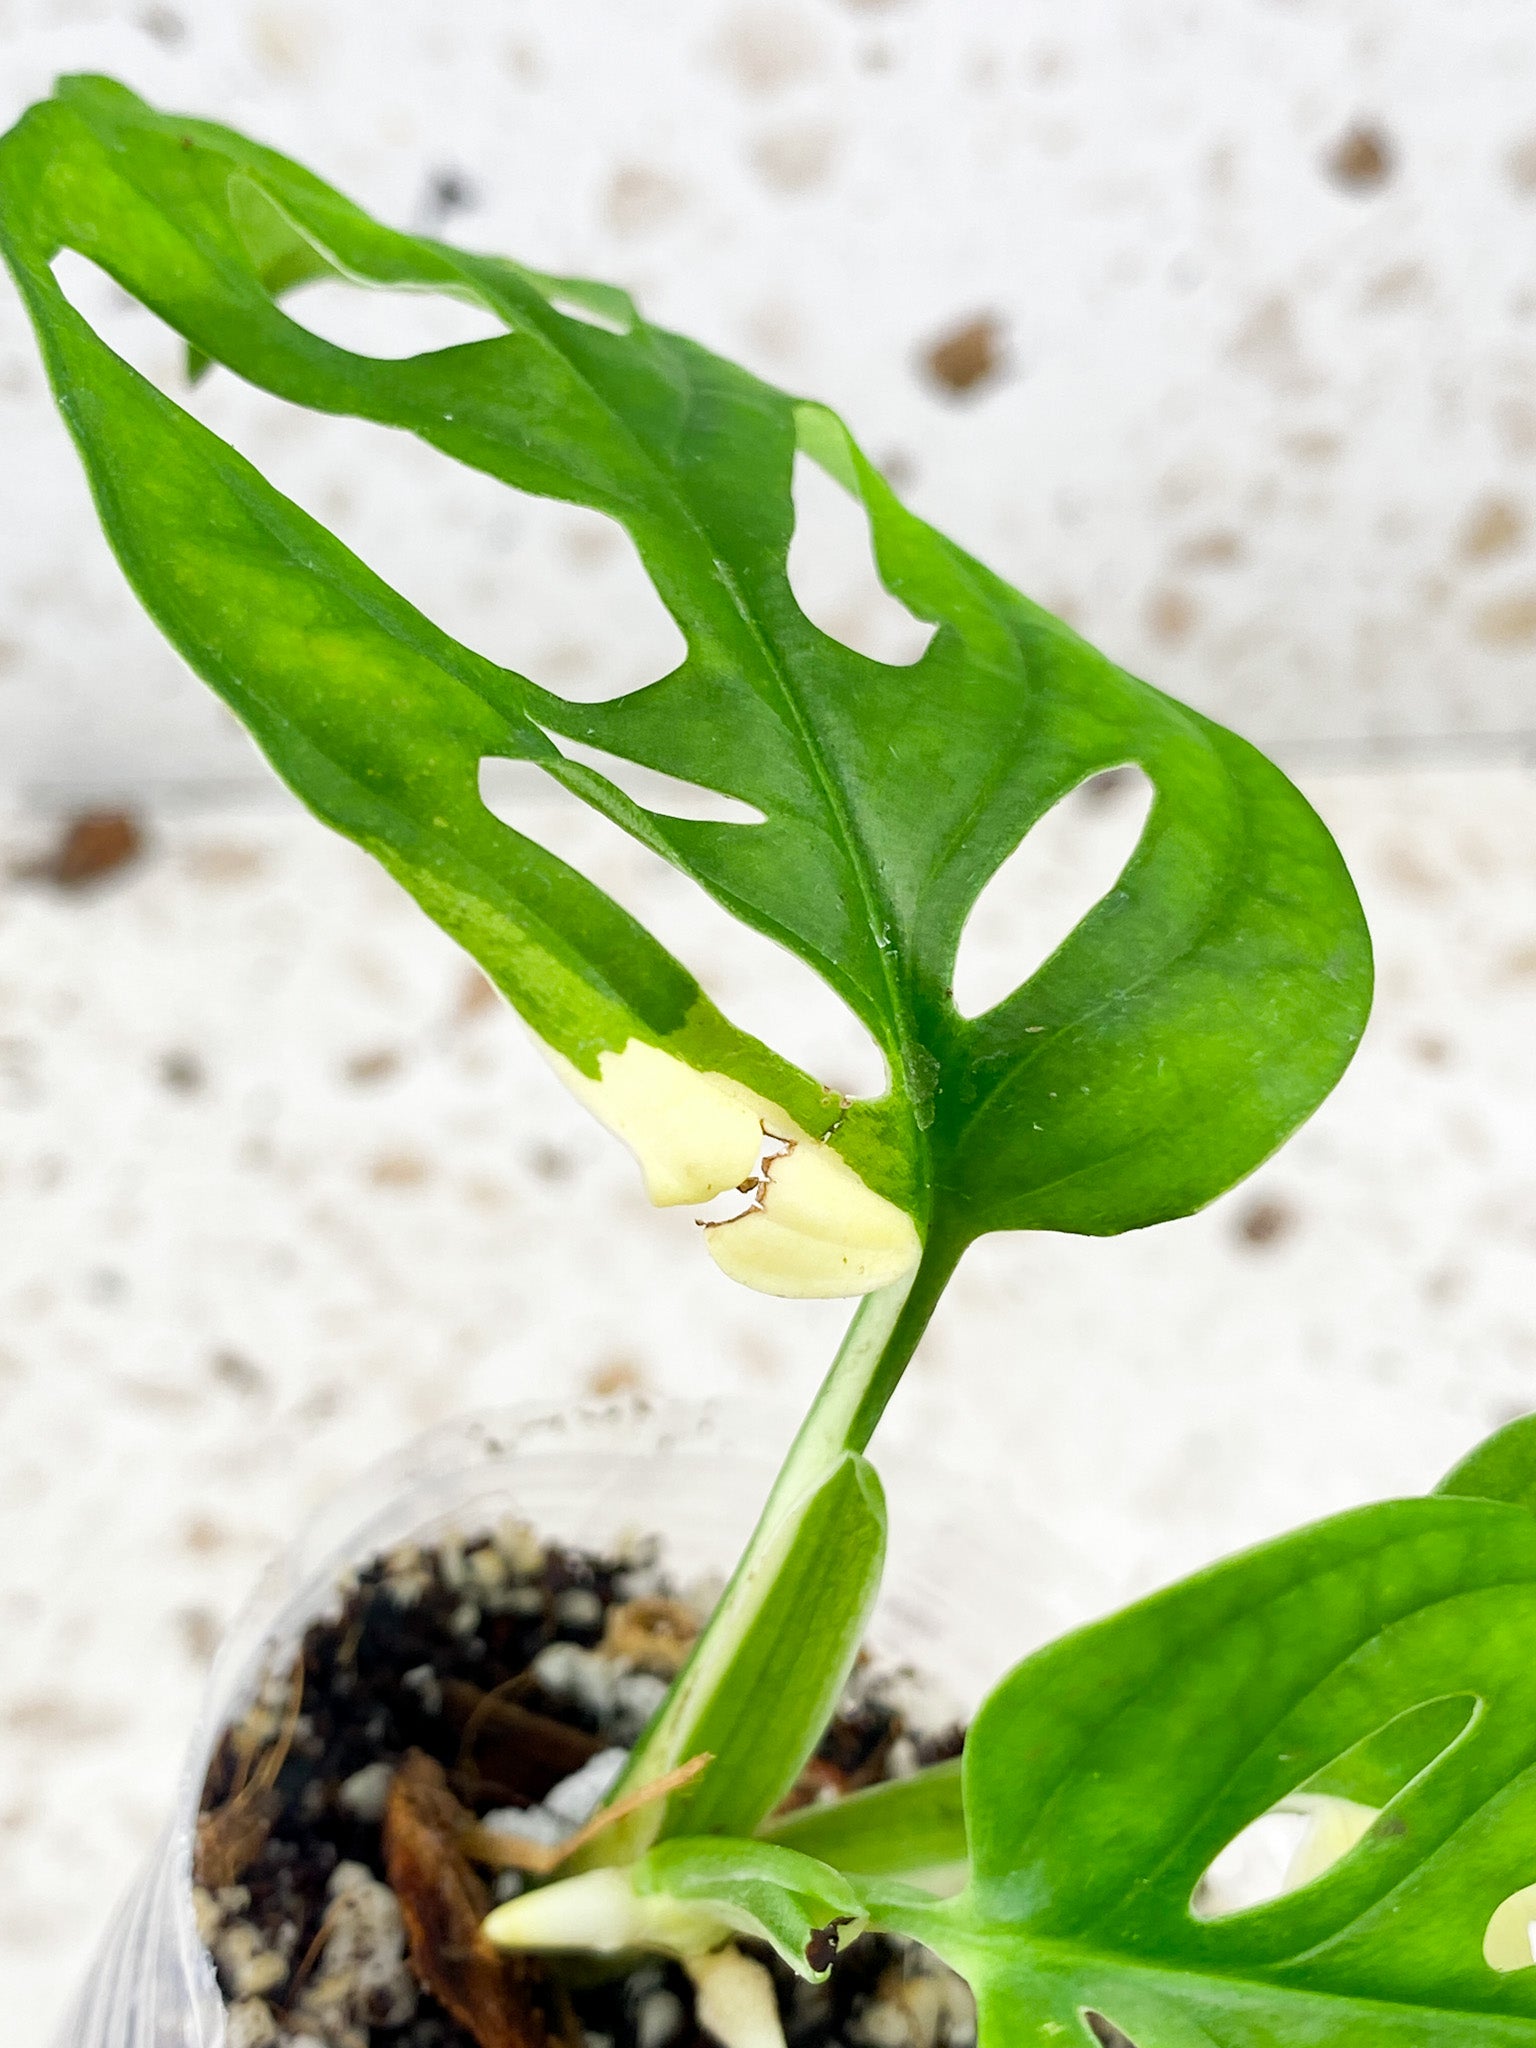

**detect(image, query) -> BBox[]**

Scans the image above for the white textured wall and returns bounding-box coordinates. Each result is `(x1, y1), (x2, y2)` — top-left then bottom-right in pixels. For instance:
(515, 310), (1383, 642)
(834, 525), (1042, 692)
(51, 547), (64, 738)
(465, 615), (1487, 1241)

(5, 8), (1536, 2046)
(7, 0), (1536, 795)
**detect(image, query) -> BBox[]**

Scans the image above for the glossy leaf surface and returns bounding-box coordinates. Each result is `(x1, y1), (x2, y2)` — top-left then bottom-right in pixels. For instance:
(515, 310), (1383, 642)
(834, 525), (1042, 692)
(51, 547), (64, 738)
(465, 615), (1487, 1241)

(925, 1481), (1536, 2044)
(0, 77), (1372, 1288)
(621, 1428), (1536, 2043)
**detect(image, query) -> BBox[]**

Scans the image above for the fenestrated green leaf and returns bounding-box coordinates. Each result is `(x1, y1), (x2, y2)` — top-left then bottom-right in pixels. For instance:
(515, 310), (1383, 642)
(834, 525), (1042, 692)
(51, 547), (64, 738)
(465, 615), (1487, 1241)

(541, 1434), (1536, 2039)
(0, 76), (1371, 1297)
(1301, 1694), (1476, 1809)
(907, 1486), (1536, 2045)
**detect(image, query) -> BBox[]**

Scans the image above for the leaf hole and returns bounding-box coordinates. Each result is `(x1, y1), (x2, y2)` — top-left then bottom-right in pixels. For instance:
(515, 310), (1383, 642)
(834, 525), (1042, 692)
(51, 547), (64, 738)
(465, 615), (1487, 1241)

(533, 730), (764, 825)
(276, 276), (508, 357)
(538, 282), (634, 335)
(477, 761), (889, 1100)
(51, 248), (194, 393)
(276, 445), (686, 699)
(786, 452), (935, 666)
(221, 173), (508, 358)
(1191, 1694), (1477, 1922)
(1486, 1883), (1536, 1972)
(951, 766), (1155, 1019)
(1191, 1799), (1358, 1921)
(48, 250), (688, 700)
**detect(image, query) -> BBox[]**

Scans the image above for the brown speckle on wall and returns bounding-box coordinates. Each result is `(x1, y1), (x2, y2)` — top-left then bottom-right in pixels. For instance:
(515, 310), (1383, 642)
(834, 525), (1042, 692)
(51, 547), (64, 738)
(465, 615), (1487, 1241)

(1326, 121), (1396, 191)
(921, 314), (1005, 396)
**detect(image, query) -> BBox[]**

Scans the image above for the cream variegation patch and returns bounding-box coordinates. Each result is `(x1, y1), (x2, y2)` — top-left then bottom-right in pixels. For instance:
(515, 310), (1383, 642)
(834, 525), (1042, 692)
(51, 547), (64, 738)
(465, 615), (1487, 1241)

(547, 1039), (780, 1208)
(544, 1038), (920, 1299)
(1484, 1881), (1536, 1972)
(705, 1139), (921, 1299)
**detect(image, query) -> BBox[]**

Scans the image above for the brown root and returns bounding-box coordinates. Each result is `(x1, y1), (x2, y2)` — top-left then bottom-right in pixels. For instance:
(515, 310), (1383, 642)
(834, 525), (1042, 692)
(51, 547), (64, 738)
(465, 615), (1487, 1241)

(383, 1749), (580, 2048)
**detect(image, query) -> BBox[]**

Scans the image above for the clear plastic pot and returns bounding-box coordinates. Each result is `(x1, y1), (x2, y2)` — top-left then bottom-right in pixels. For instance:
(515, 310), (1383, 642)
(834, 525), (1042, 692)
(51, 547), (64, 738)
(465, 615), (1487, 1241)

(56, 1400), (1000, 2048)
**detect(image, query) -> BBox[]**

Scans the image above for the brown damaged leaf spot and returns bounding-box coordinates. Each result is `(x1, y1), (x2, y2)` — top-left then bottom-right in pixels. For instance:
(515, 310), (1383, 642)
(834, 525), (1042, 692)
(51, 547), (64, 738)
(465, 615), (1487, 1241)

(702, 1136), (922, 1299)
(804, 1915), (855, 1974)
(383, 1749), (580, 2048)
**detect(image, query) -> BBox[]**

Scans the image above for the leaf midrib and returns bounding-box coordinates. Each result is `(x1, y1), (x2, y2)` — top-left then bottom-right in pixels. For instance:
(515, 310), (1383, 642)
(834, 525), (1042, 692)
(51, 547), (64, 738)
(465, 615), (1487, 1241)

(433, 256), (934, 1185)
(529, 315), (926, 1153)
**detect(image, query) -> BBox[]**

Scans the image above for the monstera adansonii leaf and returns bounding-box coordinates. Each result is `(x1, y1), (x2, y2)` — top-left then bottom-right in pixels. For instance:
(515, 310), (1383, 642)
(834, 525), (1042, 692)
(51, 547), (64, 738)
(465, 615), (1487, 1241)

(0, 77), (1371, 1297)
(925, 1485), (1536, 2044)
(540, 1420), (1536, 2044)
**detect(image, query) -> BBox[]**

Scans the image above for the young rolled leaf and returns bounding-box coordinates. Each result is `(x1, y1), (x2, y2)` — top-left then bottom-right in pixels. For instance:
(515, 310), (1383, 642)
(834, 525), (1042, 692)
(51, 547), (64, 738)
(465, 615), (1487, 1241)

(916, 1479), (1536, 2045)
(637, 1838), (869, 1978)
(484, 1837), (867, 1981)
(0, 77), (1372, 1298)
(575, 1450), (887, 1865)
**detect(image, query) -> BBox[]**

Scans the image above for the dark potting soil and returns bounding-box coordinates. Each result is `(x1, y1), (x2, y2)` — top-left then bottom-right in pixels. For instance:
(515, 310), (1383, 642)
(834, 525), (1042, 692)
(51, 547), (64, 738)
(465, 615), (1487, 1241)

(195, 1523), (970, 2048)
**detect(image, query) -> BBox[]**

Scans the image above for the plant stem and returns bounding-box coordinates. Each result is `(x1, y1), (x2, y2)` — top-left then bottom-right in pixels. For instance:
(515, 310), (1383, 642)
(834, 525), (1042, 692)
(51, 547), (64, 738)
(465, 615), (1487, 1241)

(758, 1235), (962, 1525)
(664, 1235), (963, 1703)
(842, 1234), (964, 1451)
(590, 1235), (962, 1860)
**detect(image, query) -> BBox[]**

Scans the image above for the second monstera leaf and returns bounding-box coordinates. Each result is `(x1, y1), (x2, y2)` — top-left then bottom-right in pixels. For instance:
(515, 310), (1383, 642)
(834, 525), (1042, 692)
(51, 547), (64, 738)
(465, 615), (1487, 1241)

(503, 1420), (1536, 2046)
